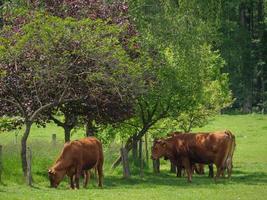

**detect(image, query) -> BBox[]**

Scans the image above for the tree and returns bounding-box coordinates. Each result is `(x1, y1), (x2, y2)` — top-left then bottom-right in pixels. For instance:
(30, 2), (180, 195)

(112, 0), (232, 169)
(0, 9), (142, 177)
(27, 0), (141, 142)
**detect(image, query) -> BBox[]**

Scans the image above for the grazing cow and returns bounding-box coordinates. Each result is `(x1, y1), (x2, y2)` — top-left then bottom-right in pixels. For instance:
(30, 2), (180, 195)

(168, 131), (236, 178)
(151, 130), (235, 182)
(48, 137), (104, 189)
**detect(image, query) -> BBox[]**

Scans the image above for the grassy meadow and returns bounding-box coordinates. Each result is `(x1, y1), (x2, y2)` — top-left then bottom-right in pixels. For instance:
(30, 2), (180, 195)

(0, 114), (267, 200)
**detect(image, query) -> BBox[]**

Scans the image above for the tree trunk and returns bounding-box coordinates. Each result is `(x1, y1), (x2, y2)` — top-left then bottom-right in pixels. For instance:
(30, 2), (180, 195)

(138, 138), (142, 160)
(144, 133), (149, 165)
(239, 3), (246, 26)
(0, 0), (3, 29)
(258, 0), (265, 114)
(64, 126), (71, 143)
(26, 147), (32, 186)
(153, 159), (160, 174)
(132, 135), (138, 160)
(85, 120), (95, 137)
(112, 124), (151, 169)
(243, 96), (252, 113)
(139, 138), (144, 177)
(21, 122), (32, 177)
(120, 147), (130, 178)
(0, 145), (2, 183)
(261, 77), (265, 113)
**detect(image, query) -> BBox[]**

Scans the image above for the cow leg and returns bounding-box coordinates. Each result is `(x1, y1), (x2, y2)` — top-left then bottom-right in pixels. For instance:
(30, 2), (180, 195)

(214, 165), (224, 183)
(97, 163), (103, 187)
(208, 164), (214, 178)
(182, 158), (192, 182)
(83, 170), (90, 188)
(227, 163), (233, 179)
(191, 164), (196, 174)
(176, 165), (182, 177)
(75, 167), (82, 189)
(70, 175), (75, 189)
(226, 158), (233, 178)
(221, 168), (226, 178)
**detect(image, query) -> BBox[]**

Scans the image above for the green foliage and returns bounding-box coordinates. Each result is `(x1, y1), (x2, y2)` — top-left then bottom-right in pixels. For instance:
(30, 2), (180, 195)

(0, 116), (23, 131)
(123, 0), (233, 136)
(2, 12), (136, 80)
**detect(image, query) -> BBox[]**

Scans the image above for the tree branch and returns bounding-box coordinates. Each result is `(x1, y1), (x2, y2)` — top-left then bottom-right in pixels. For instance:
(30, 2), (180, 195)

(0, 98), (27, 119)
(49, 115), (64, 127)
(138, 100), (146, 124)
(29, 98), (81, 122)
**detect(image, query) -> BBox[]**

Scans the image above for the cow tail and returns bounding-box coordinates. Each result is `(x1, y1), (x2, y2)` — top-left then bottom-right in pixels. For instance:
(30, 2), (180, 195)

(226, 130), (236, 161)
(225, 130), (236, 176)
(225, 130), (233, 138)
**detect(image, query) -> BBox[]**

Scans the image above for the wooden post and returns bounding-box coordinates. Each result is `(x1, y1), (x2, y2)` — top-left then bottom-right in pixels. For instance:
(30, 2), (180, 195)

(52, 134), (56, 146)
(0, 145), (2, 183)
(139, 139), (144, 178)
(26, 147), (32, 186)
(153, 159), (160, 174)
(120, 147), (130, 178)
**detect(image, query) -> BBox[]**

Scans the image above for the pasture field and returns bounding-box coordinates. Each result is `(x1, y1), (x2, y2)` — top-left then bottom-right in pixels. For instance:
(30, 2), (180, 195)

(0, 114), (267, 200)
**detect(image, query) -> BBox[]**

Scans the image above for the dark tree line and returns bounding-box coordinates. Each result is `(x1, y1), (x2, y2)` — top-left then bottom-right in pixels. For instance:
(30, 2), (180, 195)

(219, 0), (267, 113)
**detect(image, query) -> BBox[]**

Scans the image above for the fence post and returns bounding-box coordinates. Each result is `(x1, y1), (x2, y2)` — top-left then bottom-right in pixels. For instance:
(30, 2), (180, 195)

(26, 147), (32, 186)
(120, 147), (130, 178)
(0, 145), (2, 183)
(52, 134), (56, 146)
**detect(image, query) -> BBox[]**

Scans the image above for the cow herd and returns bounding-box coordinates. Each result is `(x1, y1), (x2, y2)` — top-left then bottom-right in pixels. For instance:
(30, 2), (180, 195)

(151, 130), (236, 182)
(48, 130), (235, 189)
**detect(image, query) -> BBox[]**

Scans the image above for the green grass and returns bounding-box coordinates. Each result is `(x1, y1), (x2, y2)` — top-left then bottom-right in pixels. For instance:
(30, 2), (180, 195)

(0, 114), (267, 200)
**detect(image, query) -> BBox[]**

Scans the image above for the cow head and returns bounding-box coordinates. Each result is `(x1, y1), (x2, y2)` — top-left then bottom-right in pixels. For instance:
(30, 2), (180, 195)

(48, 168), (65, 188)
(151, 139), (169, 160)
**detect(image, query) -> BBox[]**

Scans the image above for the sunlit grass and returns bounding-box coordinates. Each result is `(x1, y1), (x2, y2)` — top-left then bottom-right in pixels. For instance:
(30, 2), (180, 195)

(0, 114), (267, 200)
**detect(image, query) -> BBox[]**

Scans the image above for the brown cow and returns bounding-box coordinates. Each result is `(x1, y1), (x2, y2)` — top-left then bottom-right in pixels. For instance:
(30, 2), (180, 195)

(48, 137), (104, 189)
(168, 131), (235, 178)
(166, 131), (214, 178)
(151, 130), (235, 182)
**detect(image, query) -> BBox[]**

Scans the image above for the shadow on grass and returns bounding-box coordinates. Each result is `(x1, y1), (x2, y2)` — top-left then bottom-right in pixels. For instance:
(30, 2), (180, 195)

(230, 170), (267, 185)
(102, 169), (267, 189)
(2, 169), (266, 191)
